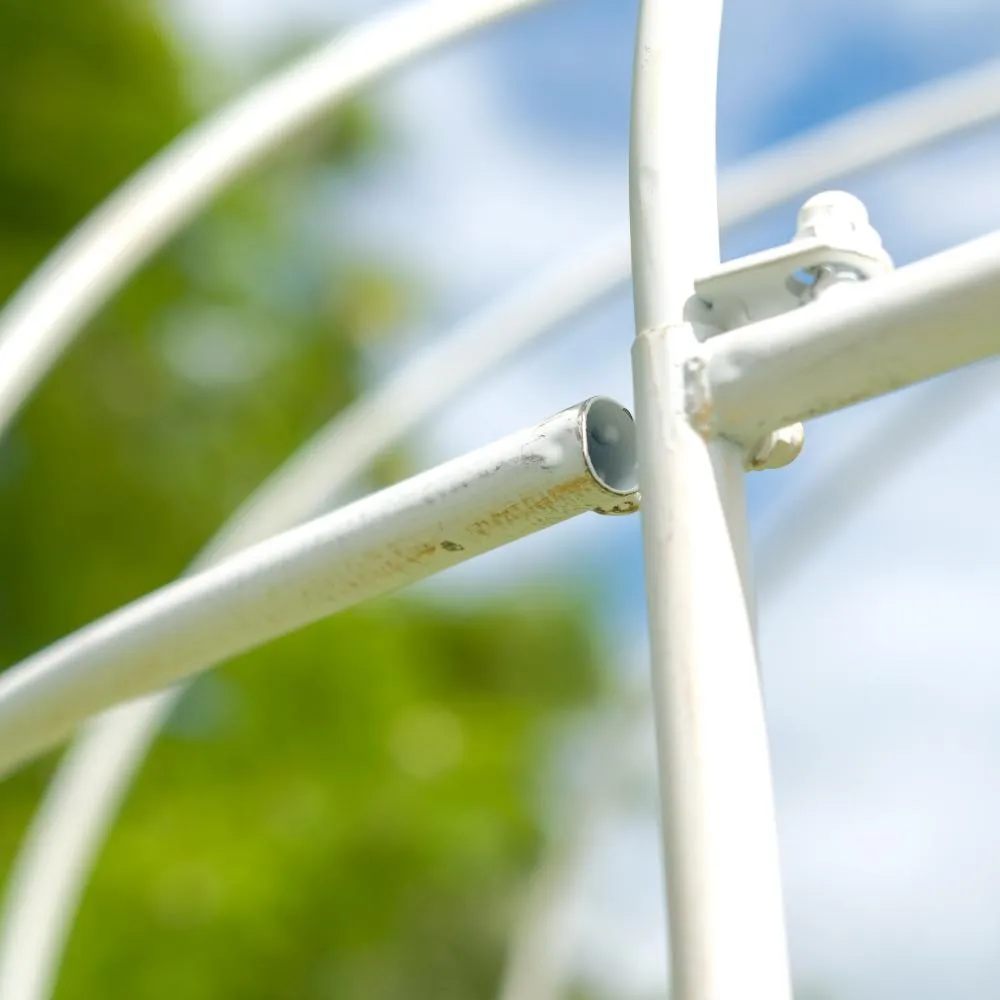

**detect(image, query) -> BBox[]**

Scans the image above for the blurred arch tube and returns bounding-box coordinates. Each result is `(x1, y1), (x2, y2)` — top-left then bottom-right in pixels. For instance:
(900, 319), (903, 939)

(0, 0), (556, 441)
(0, 234), (630, 1000)
(4, 29), (1000, 1000)
(0, 398), (641, 780)
(4, 0), (1000, 446)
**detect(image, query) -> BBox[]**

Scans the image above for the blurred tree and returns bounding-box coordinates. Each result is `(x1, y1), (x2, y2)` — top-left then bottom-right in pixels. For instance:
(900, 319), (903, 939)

(66, 599), (598, 1000)
(0, 1), (603, 997)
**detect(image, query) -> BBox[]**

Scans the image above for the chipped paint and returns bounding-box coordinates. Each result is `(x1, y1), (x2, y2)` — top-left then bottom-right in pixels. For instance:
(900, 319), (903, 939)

(683, 353), (713, 433)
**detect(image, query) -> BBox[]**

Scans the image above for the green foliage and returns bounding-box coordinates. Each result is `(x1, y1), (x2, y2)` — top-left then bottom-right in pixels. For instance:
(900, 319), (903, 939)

(0, 2), (603, 997)
(62, 600), (597, 999)
(0, 0), (189, 288)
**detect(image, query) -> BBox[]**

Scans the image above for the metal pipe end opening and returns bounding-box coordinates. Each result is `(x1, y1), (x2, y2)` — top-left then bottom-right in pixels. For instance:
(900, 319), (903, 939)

(580, 397), (640, 515)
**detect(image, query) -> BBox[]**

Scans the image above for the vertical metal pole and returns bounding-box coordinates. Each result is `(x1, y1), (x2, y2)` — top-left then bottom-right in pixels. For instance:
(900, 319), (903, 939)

(628, 2), (792, 998)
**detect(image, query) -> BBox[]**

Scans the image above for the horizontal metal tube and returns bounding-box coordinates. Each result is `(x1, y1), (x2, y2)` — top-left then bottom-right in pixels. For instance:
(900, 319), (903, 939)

(702, 228), (1000, 443)
(0, 398), (637, 779)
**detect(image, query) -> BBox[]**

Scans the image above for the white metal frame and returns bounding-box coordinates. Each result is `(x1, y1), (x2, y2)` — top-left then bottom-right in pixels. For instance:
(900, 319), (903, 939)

(701, 228), (1000, 441)
(0, 398), (637, 778)
(0, 235), (634, 1000)
(3, 2), (1000, 999)
(630, 3), (790, 995)
(3, 2), (1000, 451)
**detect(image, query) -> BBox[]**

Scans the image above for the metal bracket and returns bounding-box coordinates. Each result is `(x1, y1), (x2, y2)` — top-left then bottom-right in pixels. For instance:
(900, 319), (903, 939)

(689, 191), (894, 469)
(694, 191), (894, 332)
(695, 236), (893, 331)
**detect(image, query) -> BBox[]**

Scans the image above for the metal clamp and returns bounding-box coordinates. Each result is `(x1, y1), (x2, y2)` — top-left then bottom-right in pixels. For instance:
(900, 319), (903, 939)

(695, 191), (893, 332)
(691, 191), (894, 469)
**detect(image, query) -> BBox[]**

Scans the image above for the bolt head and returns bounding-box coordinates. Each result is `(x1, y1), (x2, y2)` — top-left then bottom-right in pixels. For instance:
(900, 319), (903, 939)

(746, 423), (805, 471)
(795, 190), (884, 257)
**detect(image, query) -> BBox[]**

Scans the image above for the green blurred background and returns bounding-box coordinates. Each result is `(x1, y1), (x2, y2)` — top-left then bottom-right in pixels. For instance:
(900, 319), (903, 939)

(0, 1), (611, 996)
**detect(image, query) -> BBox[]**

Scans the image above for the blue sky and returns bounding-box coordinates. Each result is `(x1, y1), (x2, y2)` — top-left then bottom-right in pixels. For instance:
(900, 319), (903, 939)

(163, 2), (1000, 997)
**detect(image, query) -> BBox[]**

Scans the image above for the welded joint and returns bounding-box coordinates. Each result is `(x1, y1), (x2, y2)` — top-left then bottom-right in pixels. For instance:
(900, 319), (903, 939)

(683, 351), (805, 470)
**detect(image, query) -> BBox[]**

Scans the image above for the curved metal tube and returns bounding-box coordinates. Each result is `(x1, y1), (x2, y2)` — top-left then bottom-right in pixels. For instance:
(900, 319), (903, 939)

(629, 0), (790, 995)
(0, 0), (553, 439)
(6, 37), (1000, 1000)
(719, 55), (1000, 225)
(2, 15), (1000, 447)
